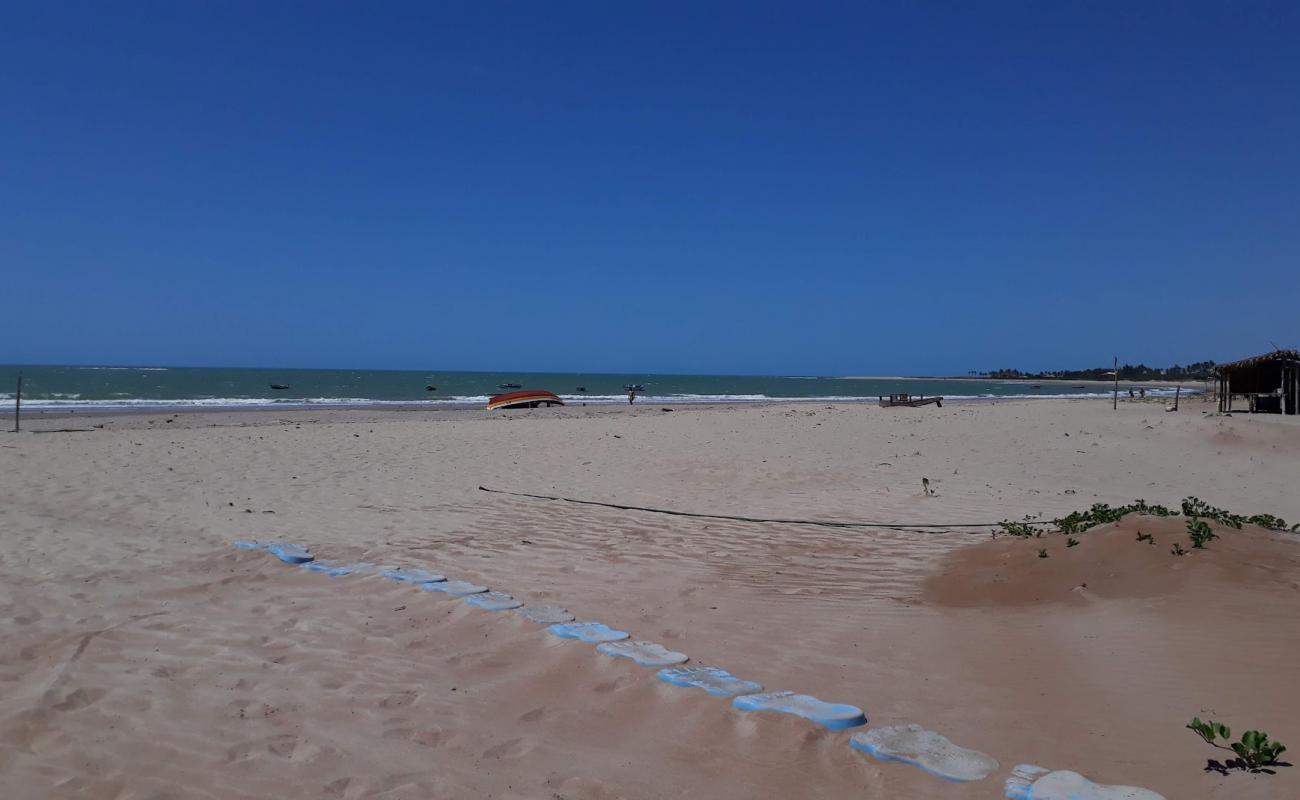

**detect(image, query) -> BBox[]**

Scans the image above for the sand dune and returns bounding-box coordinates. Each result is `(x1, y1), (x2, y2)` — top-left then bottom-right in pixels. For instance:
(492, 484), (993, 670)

(2, 398), (1297, 798)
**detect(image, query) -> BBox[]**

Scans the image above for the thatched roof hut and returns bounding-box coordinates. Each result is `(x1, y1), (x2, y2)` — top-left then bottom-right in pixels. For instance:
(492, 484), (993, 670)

(1215, 349), (1300, 414)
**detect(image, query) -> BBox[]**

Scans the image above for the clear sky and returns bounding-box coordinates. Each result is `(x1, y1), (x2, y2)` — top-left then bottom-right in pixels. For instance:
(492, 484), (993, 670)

(3, 1), (1297, 375)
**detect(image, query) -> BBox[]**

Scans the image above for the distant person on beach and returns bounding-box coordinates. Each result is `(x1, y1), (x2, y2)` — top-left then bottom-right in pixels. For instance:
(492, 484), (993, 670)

(1129, 388), (1135, 398)
(1139, 387), (1146, 398)
(627, 387), (636, 405)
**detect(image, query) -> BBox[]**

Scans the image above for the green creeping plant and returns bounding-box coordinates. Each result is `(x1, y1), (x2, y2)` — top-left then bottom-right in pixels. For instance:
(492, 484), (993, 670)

(998, 519), (1044, 538)
(1182, 496), (1245, 529)
(1037, 548), (1048, 559)
(1049, 497), (1288, 538)
(1244, 513), (1291, 531)
(1171, 543), (1187, 556)
(1188, 717), (1231, 745)
(1232, 730), (1288, 770)
(1187, 519), (1217, 549)
(1066, 537), (1079, 547)
(1187, 717), (1288, 771)
(1136, 531), (1154, 544)
(1053, 499), (1176, 534)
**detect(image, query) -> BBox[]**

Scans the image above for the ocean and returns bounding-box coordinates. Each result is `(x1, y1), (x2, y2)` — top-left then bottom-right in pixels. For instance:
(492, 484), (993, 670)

(0, 365), (1196, 412)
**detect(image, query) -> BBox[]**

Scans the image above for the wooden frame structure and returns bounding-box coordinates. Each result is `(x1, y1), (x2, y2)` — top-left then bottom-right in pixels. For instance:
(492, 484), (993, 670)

(1215, 349), (1300, 415)
(879, 393), (942, 408)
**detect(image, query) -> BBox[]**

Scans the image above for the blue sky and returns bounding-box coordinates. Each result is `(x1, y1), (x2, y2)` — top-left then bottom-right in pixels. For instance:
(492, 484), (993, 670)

(3, 1), (1297, 375)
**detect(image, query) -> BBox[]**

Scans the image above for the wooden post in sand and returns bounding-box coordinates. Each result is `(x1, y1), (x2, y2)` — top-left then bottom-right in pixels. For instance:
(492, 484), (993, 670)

(1112, 356), (1119, 410)
(1174, 385), (1180, 412)
(11, 372), (20, 432)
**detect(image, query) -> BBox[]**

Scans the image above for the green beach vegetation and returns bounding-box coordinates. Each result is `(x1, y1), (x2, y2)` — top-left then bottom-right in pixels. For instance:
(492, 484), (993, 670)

(997, 497), (1298, 548)
(1188, 717), (1287, 773)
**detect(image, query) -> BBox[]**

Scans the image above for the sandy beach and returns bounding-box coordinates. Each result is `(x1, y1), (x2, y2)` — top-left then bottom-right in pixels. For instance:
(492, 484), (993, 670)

(2, 397), (1298, 799)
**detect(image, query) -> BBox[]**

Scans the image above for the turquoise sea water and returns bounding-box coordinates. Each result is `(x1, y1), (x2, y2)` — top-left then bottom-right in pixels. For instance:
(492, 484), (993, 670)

(0, 365), (1190, 411)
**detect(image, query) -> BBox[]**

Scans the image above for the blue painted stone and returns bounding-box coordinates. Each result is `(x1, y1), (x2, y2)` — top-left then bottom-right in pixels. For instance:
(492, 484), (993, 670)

(657, 666), (763, 697)
(266, 543), (314, 564)
(731, 691), (866, 730)
(850, 725), (998, 782)
(515, 605), (575, 624)
(302, 560), (359, 577)
(465, 591), (523, 611)
(381, 567), (446, 584)
(547, 622), (630, 643)
(421, 580), (488, 596)
(1004, 765), (1166, 800)
(597, 640), (688, 667)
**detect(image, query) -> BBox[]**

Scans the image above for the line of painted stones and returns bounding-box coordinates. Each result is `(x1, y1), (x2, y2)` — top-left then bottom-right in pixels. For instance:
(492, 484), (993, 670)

(235, 540), (1166, 798)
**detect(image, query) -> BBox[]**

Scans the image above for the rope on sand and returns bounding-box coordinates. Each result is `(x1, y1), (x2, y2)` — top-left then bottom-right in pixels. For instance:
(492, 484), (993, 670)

(477, 485), (1003, 532)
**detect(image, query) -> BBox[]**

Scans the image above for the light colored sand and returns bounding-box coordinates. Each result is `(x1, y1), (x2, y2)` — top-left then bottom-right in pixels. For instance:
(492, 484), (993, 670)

(1, 398), (1297, 799)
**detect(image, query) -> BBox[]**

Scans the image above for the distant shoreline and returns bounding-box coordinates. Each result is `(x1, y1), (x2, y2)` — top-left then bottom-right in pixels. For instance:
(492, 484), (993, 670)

(840, 376), (1206, 387)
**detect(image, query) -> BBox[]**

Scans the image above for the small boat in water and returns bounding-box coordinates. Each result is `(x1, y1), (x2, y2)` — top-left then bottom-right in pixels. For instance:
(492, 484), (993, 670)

(624, 384), (645, 393)
(879, 393), (942, 408)
(269, 384), (290, 391)
(498, 383), (522, 390)
(487, 389), (565, 410)
(426, 385), (437, 392)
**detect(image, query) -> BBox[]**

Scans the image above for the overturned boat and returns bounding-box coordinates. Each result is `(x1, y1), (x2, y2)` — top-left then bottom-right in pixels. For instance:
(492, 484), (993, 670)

(487, 389), (565, 410)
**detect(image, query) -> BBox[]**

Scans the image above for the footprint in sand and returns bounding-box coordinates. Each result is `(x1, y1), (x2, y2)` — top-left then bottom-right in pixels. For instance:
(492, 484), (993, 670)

(10, 607), (42, 625)
(381, 726), (446, 748)
(266, 734), (303, 759)
(51, 687), (106, 712)
(11, 710), (66, 754)
(226, 734), (309, 762)
(553, 775), (630, 800)
(379, 690), (418, 709)
(518, 707), (545, 722)
(151, 664), (186, 679)
(482, 736), (533, 760)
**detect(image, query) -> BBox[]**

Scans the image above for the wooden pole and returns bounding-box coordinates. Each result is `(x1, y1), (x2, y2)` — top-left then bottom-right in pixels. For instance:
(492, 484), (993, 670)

(1112, 356), (1119, 410)
(1174, 385), (1180, 412)
(1283, 364), (1291, 416)
(12, 372), (20, 432)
